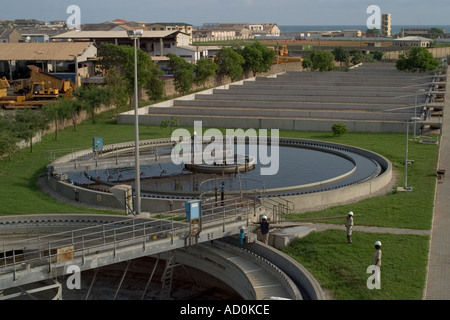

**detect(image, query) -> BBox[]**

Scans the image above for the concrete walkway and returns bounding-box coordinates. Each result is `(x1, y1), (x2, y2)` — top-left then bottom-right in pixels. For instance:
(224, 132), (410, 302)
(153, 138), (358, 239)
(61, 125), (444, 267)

(423, 70), (450, 300)
(304, 223), (431, 236)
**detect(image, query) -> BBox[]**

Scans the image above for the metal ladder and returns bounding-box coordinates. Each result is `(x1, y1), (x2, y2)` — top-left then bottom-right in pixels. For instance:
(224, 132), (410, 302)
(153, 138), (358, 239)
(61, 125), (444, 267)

(159, 255), (179, 300)
(186, 218), (202, 246)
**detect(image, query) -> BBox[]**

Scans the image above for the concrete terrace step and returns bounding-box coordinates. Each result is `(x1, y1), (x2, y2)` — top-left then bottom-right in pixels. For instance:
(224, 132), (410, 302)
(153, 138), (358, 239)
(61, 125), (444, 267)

(147, 105), (414, 121)
(256, 75), (428, 84)
(233, 80), (427, 88)
(173, 99), (413, 112)
(195, 93), (418, 104)
(221, 84), (428, 97)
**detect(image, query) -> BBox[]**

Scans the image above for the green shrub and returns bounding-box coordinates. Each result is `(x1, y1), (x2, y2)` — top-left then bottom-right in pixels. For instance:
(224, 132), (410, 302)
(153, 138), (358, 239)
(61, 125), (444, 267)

(332, 123), (348, 136)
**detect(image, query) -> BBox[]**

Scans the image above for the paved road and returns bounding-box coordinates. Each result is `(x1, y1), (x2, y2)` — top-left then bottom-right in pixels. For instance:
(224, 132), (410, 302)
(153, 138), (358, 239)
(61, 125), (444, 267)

(424, 70), (450, 300)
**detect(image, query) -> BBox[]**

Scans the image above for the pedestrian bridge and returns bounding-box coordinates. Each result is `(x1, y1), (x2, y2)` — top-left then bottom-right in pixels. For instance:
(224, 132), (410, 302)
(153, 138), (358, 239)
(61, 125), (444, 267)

(0, 197), (325, 300)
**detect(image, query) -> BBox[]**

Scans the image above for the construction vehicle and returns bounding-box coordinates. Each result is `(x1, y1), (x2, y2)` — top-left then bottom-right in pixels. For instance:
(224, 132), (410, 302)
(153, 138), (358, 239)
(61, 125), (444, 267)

(0, 77), (10, 97)
(12, 65), (75, 99)
(0, 65), (76, 109)
(279, 45), (289, 56)
(11, 79), (58, 100)
(271, 44), (303, 64)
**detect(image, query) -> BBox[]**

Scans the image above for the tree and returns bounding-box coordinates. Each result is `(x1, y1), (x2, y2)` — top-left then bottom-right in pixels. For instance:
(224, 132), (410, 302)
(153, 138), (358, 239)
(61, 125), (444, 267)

(76, 85), (111, 123)
(396, 47), (439, 73)
(0, 130), (19, 160)
(194, 58), (218, 86)
(160, 116), (180, 135)
(373, 51), (384, 61)
(12, 109), (48, 153)
(301, 55), (313, 69)
(332, 123), (348, 137)
(429, 28), (444, 40)
(214, 47), (245, 81)
(239, 42), (276, 76)
(99, 43), (162, 106)
(104, 73), (130, 109)
(332, 47), (350, 66)
(0, 114), (20, 159)
(42, 101), (71, 141)
(366, 28), (380, 36)
(144, 74), (165, 101)
(349, 50), (364, 65)
(310, 50), (335, 72)
(167, 53), (195, 94)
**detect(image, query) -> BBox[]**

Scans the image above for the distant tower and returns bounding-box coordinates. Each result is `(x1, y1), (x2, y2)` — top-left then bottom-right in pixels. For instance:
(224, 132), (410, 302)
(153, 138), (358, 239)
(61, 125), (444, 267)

(381, 14), (392, 37)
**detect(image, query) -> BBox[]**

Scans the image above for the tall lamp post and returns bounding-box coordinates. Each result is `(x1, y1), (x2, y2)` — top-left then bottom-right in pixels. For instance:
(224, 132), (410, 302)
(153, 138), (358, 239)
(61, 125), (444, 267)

(127, 29), (144, 215)
(414, 89), (426, 140)
(404, 117), (421, 190)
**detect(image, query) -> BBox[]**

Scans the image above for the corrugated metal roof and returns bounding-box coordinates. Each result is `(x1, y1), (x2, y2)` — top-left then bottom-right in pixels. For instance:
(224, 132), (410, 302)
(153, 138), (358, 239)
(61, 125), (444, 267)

(52, 30), (180, 39)
(0, 42), (95, 61)
(395, 36), (432, 41)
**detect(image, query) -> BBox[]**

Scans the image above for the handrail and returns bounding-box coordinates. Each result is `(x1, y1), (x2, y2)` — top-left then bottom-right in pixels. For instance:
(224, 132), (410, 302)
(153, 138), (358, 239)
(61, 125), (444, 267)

(0, 197), (253, 275)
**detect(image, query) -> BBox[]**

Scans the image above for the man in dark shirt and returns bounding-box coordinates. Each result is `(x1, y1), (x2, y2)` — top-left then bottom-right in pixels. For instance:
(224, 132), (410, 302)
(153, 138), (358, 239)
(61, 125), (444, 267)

(253, 215), (270, 245)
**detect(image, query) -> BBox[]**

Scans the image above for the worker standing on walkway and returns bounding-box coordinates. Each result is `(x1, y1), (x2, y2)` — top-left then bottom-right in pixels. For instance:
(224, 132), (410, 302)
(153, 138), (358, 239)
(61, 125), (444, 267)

(253, 215), (270, 245)
(345, 211), (354, 244)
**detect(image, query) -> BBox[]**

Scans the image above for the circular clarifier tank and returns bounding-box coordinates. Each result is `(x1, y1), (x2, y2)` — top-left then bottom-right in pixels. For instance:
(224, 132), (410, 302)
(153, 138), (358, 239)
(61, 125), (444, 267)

(62, 138), (384, 199)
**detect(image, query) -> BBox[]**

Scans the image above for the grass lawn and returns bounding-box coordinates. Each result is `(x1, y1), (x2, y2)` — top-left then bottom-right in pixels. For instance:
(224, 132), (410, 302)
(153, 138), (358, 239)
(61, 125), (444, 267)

(283, 230), (430, 300)
(281, 130), (439, 230)
(0, 109), (440, 299)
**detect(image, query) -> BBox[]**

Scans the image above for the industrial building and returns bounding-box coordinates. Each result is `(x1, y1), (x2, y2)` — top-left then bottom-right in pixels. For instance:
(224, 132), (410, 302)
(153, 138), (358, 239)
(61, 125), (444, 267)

(0, 42), (97, 81)
(393, 36), (433, 48)
(51, 30), (206, 63)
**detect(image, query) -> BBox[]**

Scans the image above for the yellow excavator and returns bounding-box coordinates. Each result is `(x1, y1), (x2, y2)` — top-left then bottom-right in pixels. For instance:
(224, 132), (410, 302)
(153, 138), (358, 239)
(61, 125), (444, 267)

(0, 77), (10, 97)
(13, 65), (75, 99)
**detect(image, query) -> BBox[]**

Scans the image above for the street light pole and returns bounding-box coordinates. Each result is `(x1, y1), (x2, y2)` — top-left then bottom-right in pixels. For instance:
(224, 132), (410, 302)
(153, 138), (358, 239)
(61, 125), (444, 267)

(404, 121), (409, 190)
(127, 29), (144, 215)
(404, 117), (421, 190)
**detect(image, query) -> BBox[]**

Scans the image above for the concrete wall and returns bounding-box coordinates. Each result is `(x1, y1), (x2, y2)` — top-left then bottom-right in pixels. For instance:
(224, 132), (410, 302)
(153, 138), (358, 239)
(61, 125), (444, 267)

(131, 114), (414, 133)
(150, 61), (304, 99)
(384, 46), (450, 60)
(46, 174), (187, 214)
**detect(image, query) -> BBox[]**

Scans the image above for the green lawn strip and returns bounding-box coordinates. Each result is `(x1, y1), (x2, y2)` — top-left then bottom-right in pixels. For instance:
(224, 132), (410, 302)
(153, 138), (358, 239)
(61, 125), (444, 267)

(280, 131), (439, 230)
(282, 229), (429, 300)
(0, 109), (167, 215)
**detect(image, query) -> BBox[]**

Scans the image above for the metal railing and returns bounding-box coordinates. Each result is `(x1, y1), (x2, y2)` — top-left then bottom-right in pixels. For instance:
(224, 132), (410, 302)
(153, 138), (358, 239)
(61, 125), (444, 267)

(261, 196), (295, 220)
(0, 197), (255, 281)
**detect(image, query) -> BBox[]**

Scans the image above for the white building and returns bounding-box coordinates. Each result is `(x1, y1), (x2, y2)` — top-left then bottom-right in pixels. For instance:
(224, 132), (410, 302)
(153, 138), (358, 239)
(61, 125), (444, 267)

(52, 30), (205, 63)
(393, 36), (432, 48)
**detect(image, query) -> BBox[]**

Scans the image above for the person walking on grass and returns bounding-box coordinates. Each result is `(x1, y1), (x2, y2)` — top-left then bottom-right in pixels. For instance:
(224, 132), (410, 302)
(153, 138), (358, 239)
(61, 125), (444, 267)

(373, 241), (382, 285)
(345, 211), (354, 244)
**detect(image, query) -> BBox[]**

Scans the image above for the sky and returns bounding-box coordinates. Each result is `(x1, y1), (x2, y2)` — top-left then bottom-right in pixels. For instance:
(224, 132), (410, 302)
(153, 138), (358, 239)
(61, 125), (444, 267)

(1, 0), (449, 26)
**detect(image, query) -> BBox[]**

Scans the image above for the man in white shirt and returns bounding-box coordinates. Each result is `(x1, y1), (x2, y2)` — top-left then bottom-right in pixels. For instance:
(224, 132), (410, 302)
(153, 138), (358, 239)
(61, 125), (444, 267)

(345, 211), (354, 244)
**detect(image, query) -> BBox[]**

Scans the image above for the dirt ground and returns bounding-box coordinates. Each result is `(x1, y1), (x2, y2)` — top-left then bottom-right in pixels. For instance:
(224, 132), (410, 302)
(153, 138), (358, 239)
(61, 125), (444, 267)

(262, 39), (393, 47)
